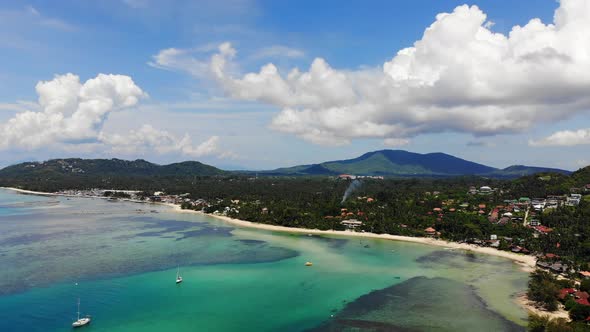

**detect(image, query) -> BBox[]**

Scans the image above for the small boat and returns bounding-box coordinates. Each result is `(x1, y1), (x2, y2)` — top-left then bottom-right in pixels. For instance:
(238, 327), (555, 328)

(305, 262), (313, 266)
(72, 298), (91, 328)
(176, 266), (183, 284)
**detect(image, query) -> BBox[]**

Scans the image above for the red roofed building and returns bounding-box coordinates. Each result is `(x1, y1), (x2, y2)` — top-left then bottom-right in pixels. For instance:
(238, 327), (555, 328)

(490, 208), (499, 220)
(558, 288), (576, 300)
(534, 226), (554, 234)
(574, 292), (590, 306)
(425, 227), (436, 237)
(576, 291), (589, 300)
(580, 271), (590, 278)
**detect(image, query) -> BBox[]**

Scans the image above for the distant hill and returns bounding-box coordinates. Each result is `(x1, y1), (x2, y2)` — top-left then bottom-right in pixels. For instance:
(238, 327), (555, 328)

(263, 150), (571, 178)
(485, 165), (573, 179)
(0, 153), (574, 189)
(0, 158), (226, 191)
(0, 158), (225, 178)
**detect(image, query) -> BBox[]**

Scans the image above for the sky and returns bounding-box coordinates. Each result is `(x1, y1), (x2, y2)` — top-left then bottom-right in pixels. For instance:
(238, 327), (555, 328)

(1, 0), (589, 171)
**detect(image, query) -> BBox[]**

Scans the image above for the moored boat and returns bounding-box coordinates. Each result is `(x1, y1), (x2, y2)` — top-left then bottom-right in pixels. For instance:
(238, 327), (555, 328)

(72, 298), (91, 328)
(176, 266), (183, 284)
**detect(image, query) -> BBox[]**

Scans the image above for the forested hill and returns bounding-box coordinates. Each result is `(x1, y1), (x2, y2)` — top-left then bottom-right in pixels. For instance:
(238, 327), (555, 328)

(0, 151), (574, 190)
(0, 158), (226, 191)
(265, 150), (571, 178)
(505, 165), (590, 197)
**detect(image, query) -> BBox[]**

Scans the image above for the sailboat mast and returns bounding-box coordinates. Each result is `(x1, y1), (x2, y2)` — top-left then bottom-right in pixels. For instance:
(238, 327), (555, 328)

(77, 298), (80, 320)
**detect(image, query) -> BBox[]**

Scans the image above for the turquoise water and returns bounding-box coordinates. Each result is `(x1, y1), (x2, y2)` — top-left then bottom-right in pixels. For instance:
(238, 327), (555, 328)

(0, 189), (528, 331)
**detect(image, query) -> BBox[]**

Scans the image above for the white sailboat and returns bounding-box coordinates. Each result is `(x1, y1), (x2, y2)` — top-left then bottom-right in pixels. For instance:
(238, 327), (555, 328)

(72, 298), (91, 328)
(176, 266), (183, 284)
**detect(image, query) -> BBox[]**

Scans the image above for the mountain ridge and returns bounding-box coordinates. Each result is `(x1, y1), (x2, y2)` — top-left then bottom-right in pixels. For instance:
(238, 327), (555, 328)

(0, 151), (573, 181)
(261, 150), (571, 178)
(0, 158), (226, 178)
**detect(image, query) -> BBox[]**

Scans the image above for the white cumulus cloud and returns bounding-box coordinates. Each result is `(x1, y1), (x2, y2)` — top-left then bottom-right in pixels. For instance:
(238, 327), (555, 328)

(0, 73), (146, 150)
(155, 0), (590, 146)
(529, 128), (590, 146)
(0, 73), (231, 159)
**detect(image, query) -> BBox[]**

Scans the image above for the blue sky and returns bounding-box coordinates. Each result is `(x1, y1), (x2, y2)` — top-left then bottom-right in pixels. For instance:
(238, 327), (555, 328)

(1, 0), (589, 170)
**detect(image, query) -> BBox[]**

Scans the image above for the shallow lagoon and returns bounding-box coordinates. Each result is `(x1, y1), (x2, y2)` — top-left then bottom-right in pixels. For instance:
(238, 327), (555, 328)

(0, 189), (528, 331)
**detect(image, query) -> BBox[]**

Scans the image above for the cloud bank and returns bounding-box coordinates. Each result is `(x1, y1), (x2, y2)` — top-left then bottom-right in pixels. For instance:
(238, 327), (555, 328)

(0, 73), (225, 158)
(154, 0), (590, 146)
(530, 128), (590, 146)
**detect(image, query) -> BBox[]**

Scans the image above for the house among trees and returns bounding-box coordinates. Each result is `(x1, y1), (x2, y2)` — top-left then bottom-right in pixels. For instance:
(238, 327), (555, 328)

(340, 219), (363, 230)
(424, 227), (436, 237)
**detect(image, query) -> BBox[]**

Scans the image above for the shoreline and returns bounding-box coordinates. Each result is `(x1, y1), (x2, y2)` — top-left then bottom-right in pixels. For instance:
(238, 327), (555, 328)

(4, 186), (547, 319)
(169, 204), (538, 270)
(514, 293), (570, 321)
(2, 186), (537, 269)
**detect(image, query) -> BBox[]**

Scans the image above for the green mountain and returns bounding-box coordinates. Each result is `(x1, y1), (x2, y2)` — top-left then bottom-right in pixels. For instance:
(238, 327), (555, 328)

(484, 165), (573, 179)
(0, 152), (574, 190)
(0, 158), (225, 191)
(264, 150), (571, 178)
(0, 158), (224, 177)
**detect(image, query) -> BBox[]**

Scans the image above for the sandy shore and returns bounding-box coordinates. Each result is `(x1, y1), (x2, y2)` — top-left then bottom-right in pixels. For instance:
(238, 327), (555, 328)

(1, 187), (148, 203)
(514, 293), (570, 320)
(2, 187), (64, 196)
(2, 186), (537, 269)
(168, 204), (538, 270)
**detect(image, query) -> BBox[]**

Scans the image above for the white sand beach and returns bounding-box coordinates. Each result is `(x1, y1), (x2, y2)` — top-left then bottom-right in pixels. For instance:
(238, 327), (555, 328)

(3, 186), (537, 269)
(169, 204), (538, 270)
(514, 293), (570, 321)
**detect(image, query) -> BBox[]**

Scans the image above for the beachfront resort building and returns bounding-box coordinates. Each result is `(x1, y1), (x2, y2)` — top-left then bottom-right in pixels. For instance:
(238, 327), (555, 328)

(340, 219), (363, 230)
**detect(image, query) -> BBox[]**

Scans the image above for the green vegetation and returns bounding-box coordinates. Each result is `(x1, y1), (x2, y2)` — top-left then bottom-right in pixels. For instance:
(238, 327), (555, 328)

(527, 313), (587, 332)
(0, 158), (225, 192)
(527, 271), (562, 311)
(570, 304), (590, 322)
